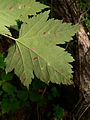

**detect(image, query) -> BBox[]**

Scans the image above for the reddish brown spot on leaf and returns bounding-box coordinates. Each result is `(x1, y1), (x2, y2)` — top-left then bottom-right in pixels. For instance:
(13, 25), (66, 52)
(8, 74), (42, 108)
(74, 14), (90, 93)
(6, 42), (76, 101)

(54, 32), (56, 36)
(24, 77), (26, 82)
(33, 57), (38, 60)
(24, 4), (26, 9)
(31, 48), (35, 51)
(23, 73), (26, 82)
(43, 32), (47, 37)
(9, 5), (13, 11)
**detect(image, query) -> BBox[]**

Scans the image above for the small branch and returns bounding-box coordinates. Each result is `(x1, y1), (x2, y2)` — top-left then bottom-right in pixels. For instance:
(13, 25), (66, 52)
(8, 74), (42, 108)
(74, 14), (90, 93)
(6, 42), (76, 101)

(79, 8), (90, 23)
(42, 87), (47, 97)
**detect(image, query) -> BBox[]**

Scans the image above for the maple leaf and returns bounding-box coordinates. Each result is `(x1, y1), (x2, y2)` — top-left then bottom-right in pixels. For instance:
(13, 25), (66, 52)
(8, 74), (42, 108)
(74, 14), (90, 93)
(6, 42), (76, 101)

(0, 0), (48, 35)
(5, 11), (78, 87)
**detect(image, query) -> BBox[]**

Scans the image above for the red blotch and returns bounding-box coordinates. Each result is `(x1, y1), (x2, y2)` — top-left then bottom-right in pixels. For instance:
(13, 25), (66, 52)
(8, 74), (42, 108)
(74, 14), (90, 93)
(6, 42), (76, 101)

(9, 5), (13, 11)
(24, 77), (26, 82)
(33, 57), (38, 60)
(54, 32), (56, 36)
(43, 32), (46, 37)
(24, 4), (26, 8)
(31, 48), (35, 51)
(23, 73), (26, 82)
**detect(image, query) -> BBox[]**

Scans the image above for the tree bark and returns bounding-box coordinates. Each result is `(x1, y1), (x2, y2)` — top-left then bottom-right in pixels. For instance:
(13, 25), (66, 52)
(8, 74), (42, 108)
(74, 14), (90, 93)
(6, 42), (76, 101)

(51, 0), (90, 119)
(73, 24), (90, 120)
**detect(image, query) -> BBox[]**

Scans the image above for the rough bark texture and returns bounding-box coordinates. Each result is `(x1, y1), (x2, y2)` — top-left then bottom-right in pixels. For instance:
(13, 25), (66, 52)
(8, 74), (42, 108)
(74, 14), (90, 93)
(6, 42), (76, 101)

(51, 0), (90, 119)
(73, 24), (90, 120)
(51, 0), (78, 23)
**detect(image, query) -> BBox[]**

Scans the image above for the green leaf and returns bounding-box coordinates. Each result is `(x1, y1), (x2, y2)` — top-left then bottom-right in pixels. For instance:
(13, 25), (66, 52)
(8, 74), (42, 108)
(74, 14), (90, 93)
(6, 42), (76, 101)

(0, 0), (48, 34)
(0, 91), (3, 96)
(29, 91), (39, 102)
(19, 11), (77, 44)
(0, 0), (17, 35)
(29, 91), (45, 105)
(17, 90), (28, 102)
(2, 82), (17, 95)
(32, 79), (42, 90)
(1, 72), (13, 81)
(0, 52), (5, 69)
(1, 95), (20, 113)
(0, 95), (10, 113)
(0, 81), (3, 86)
(48, 87), (60, 100)
(51, 87), (60, 97)
(53, 105), (64, 119)
(5, 11), (78, 87)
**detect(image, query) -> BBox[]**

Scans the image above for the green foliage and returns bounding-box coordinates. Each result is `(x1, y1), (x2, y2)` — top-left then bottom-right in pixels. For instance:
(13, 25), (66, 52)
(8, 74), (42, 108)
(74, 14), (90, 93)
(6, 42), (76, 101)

(79, 0), (90, 10)
(0, 52), (5, 69)
(29, 91), (45, 106)
(48, 104), (64, 120)
(0, 52), (28, 114)
(51, 87), (60, 97)
(38, 0), (48, 4)
(73, 0), (90, 31)
(82, 12), (90, 31)
(1, 72), (13, 81)
(0, 95), (20, 114)
(29, 77), (47, 106)
(0, 77), (30, 114)
(0, 73), (26, 114)
(48, 86), (60, 100)
(17, 90), (28, 102)
(53, 105), (64, 120)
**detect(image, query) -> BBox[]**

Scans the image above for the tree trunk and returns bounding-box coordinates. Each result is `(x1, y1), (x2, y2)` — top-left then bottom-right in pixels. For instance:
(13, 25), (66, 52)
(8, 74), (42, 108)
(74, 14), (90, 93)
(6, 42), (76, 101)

(73, 24), (90, 120)
(51, 0), (90, 119)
